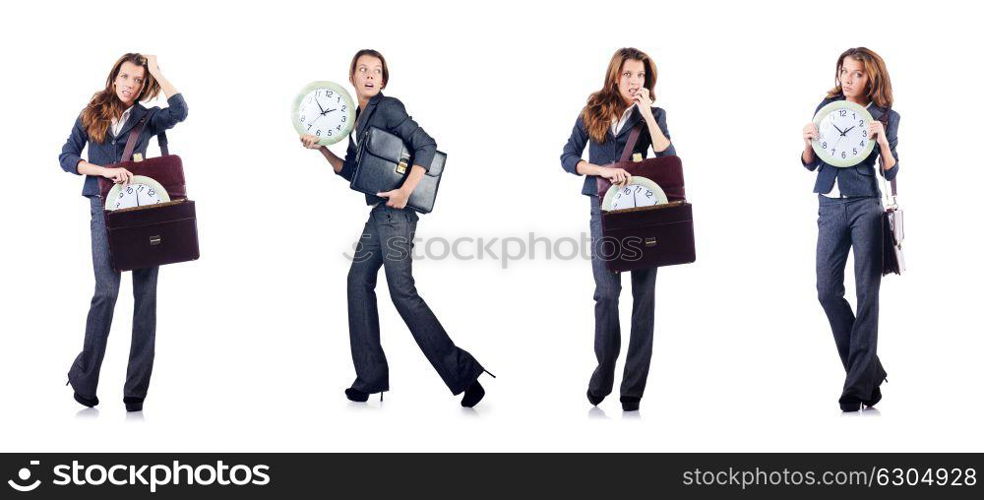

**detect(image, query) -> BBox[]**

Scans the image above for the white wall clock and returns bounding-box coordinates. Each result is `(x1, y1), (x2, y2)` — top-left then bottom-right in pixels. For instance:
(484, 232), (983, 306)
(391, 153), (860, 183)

(811, 100), (876, 167)
(602, 178), (668, 211)
(292, 81), (355, 146)
(104, 175), (170, 211)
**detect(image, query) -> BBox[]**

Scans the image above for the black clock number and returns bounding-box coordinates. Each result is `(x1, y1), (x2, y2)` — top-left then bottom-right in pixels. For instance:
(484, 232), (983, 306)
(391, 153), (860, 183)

(316, 130), (321, 136)
(839, 110), (847, 117)
(852, 148), (858, 155)
(859, 119), (864, 126)
(841, 151), (846, 159)
(822, 141), (827, 149)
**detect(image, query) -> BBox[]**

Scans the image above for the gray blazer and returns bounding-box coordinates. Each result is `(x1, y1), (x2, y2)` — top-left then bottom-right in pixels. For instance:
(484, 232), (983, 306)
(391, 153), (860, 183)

(801, 96), (900, 197)
(337, 92), (437, 205)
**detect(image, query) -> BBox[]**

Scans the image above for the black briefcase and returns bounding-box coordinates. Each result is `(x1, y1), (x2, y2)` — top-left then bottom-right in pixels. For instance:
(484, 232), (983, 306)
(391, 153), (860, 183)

(350, 126), (446, 213)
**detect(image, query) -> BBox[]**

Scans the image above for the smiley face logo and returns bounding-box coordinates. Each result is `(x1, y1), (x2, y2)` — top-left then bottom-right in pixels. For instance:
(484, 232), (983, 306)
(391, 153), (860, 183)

(7, 460), (41, 493)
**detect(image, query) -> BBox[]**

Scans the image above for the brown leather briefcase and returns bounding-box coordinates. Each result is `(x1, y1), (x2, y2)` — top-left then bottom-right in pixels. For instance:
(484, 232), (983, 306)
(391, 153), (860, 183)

(596, 124), (695, 272)
(98, 117), (199, 272)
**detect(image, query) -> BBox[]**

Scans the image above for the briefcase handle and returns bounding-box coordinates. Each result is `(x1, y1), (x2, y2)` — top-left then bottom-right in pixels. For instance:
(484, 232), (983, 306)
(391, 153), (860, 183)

(121, 115), (170, 162)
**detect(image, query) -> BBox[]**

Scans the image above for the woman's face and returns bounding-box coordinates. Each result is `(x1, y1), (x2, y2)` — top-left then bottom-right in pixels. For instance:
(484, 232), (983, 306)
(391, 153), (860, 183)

(114, 61), (146, 106)
(617, 59), (646, 106)
(351, 55), (384, 101)
(838, 56), (869, 101)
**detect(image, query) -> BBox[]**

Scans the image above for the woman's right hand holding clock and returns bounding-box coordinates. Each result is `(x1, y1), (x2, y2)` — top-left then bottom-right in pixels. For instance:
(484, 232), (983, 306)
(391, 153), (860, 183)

(300, 134), (324, 150)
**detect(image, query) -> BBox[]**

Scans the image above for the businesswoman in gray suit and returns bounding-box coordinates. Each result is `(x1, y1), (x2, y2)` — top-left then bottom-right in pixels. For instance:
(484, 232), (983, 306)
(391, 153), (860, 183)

(801, 47), (899, 412)
(560, 47), (675, 412)
(60, 53), (188, 412)
(300, 49), (490, 408)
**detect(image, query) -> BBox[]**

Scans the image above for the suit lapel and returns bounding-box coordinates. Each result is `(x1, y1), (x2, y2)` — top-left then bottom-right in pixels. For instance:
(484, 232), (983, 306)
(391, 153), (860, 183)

(114, 105), (148, 139)
(356, 93), (383, 137)
(615, 105), (642, 140)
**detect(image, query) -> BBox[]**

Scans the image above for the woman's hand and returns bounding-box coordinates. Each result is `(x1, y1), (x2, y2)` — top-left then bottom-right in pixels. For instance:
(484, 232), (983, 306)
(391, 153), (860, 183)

(377, 188), (410, 209)
(598, 166), (632, 187)
(802, 123), (819, 149)
(300, 134), (324, 150)
(633, 87), (654, 109)
(102, 167), (134, 185)
(145, 54), (162, 79)
(867, 121), (889, 147)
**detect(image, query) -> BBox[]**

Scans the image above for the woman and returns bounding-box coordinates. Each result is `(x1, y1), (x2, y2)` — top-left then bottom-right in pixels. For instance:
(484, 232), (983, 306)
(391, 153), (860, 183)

(560, 47), (675, 412)
(60, 53), (188, 412)
(800, 47), (898, 412)
(300, 49), (490, 408)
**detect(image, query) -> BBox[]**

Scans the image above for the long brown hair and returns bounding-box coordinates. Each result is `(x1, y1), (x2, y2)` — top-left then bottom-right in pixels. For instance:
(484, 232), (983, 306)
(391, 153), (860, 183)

(80, 53), (160, 144)
(581, 48), (658, 143)
(349, 49), (389, 88)
(826, 47), (893, 108)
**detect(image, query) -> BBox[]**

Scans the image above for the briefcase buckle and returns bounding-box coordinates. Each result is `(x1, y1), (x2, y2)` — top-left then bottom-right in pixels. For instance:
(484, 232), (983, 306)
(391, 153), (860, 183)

(644, 237), (658, 247)
(149, 235), (162, 246)
(396, 159), (408, 175)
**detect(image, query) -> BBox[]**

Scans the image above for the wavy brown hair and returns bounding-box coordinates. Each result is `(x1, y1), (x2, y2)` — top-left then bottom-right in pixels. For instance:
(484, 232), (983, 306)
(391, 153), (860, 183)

(581, 48), (657, 143)
(826, 47), (893, 108)
(80, 53), (160, 144)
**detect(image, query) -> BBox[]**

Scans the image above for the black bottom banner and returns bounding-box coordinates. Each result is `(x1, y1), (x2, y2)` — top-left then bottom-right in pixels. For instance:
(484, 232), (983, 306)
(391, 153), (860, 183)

(1, 453), (980, 498)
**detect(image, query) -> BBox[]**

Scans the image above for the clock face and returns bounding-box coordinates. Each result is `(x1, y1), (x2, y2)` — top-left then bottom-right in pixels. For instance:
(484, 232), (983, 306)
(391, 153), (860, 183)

(104, 175), (170, 211)
(292, 81), (356, 146)
(601, 177), (668, 212)
(811, 100), (876, 167)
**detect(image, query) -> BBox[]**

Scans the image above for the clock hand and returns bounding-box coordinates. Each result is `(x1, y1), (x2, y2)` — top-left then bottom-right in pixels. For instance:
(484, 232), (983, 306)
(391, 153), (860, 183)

(831, 123), (845, 135)
(323, 108), (338, 114)
(315, 96), (326, 114)
(841, 125), (856, 136)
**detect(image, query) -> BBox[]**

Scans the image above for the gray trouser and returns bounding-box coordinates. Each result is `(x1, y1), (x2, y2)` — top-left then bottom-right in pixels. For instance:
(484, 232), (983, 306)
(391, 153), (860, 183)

(68, 196), (158, 402)
(347, 204), (483, 395)
(816, 195), (887, 405)
(588, 196), (657, 400)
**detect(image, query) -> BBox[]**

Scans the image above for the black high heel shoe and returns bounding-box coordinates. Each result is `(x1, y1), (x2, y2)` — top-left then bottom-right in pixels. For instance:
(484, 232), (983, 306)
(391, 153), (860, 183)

(73, 392), (98, 408)
(620, 396), (641, 412)
(461, 370), (495, 408)
(344, 388), (369, 403)
(68, 378), (98, 408)
(864, 377), (887, 409)
(587, 391), (604, 406)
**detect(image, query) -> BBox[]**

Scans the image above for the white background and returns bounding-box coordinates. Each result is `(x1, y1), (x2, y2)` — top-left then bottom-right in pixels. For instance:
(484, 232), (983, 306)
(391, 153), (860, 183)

(1, 0), (981, 452)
